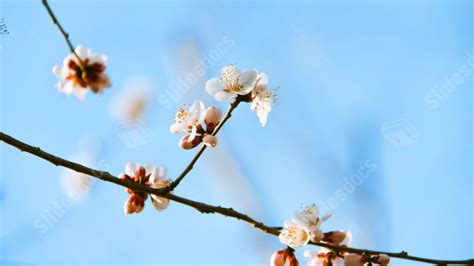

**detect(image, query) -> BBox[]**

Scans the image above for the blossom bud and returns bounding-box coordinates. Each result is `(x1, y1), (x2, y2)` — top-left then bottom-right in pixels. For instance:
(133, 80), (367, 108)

(324, 231), (347, 245)
(310, 229), (324, 243)
(179, 135), (202, 150)
(270, 249), (299, 266)
(374, 254), (390, 265)
(202, 134), (218, 147)
(205, 107), (222, 131)
(123, 194), (144, 215)
(344, 254), (365, 266)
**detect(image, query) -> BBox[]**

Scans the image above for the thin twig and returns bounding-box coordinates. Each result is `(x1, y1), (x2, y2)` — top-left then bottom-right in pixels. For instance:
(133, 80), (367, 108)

(160, 98), (242, 194)
(41, 0), (84, 65)
(0, 132), (472, 265)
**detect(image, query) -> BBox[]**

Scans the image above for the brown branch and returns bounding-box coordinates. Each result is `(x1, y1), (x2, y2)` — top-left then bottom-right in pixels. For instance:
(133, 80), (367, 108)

(159, 97), (242, 194)
(42, 0), (84, 65)
(0, 132), (472, 265)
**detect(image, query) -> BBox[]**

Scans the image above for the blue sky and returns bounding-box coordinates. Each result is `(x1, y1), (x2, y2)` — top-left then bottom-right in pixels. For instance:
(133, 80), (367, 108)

(0, 0), (472, 265)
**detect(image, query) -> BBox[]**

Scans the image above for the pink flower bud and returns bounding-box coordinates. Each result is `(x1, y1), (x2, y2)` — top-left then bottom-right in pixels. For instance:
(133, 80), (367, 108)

(374, 254), (390, 265)
(324, 231), (347, 245)
(270, 249), (299, 266)
(123, 194), (144, 215)
(179, 135), (202, 150)
(202, 134), (218, 147)
(205, 107), (222, 131)
(344, 254), (364, 266)
(310, 229), (324, 243)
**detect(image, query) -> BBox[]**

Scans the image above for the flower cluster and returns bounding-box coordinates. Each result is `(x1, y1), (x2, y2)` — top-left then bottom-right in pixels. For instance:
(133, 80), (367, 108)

(170, 100), (221, 149)
(53, 45), (111, 100)
(272, 204), (390, 266)
(205, 65), (277, 126)
(120, 162), (171, 215)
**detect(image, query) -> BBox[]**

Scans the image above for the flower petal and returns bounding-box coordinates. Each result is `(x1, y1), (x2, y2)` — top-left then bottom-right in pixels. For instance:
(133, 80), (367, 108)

(238, 69), (258, 94)
(205, 77), (226, 95)
(125, 162), (138, 176)
(75, 45), (90, 60)
(214, 91), (235, 101)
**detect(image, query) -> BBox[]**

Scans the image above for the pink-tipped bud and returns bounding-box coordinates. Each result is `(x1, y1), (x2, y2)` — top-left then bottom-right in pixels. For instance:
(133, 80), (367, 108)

(324, 231), (347, 245)
(123, 194), (144, 215)
(270, 249), (299, 266)
(179, 135), (202, 150)
(202, 134), (218, 147)
(310, 229), (324, 243)
(344, 254), (365, 266)
(205, 107), (222, 132)
(374, 254), (390, 265)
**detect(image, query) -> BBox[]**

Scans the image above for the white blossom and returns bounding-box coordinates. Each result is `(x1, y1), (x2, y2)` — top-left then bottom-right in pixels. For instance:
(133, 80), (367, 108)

(170, 100), (206, 142)
(250, 72), (276, 126)
(293, 204), (332, 232)
(205, 65), (257, 101)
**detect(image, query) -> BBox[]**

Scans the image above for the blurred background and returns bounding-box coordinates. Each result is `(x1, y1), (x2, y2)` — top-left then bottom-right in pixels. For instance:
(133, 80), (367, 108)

(0, 0), (472, 265)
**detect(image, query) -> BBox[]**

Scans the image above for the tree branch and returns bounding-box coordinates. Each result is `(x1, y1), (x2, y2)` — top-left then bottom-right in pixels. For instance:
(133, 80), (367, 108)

(42, 0), (84, 65)
(0, 132), (472, 265)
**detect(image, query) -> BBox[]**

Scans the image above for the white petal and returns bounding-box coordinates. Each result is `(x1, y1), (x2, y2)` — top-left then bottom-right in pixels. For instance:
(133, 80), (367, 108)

(157, 165), (167, 179)
(151, 196), (170, 211)
(75, 45), (90, 60)
(125, 162), (138, 176)
(90, 54), (107, 65)
(74, 88), (87, 101)
(238, 69), (258, 94)
(214, 91), (235, 102)
(59, 81), (74, 94)
(257, 72), (269, 87)
(188, 125), (197, 142)
(52, 65), (63, 77)
(321, 212), (332, 222)
(142, 164), (153, 175)
(205, 77), (226, 95)
(257, 109), (269, 127)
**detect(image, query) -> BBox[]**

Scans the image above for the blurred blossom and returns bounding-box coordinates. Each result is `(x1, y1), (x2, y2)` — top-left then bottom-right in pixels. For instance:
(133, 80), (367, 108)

(59, 152), (94, 203)
(109, 76), (153, 122)
(52, 45), (110, 100)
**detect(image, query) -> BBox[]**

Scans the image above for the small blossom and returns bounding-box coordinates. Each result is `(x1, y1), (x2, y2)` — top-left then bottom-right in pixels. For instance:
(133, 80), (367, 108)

(205, 65), (258, 101)
(59, 151), (95, 203)
(149, 166), (172, 211)
(120, 162), (171, 215)
(109, 76), (152, 122)
(344, 254), (365, 266)
(279, 221), (311, 248)
(250, 72), (276, 126)
(52, 45), (110, 100)
(171, 101), (222, 149)
(293, 204), (332, 234)
(373, 254), (390, 265)
(271, 249), (299, 266)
